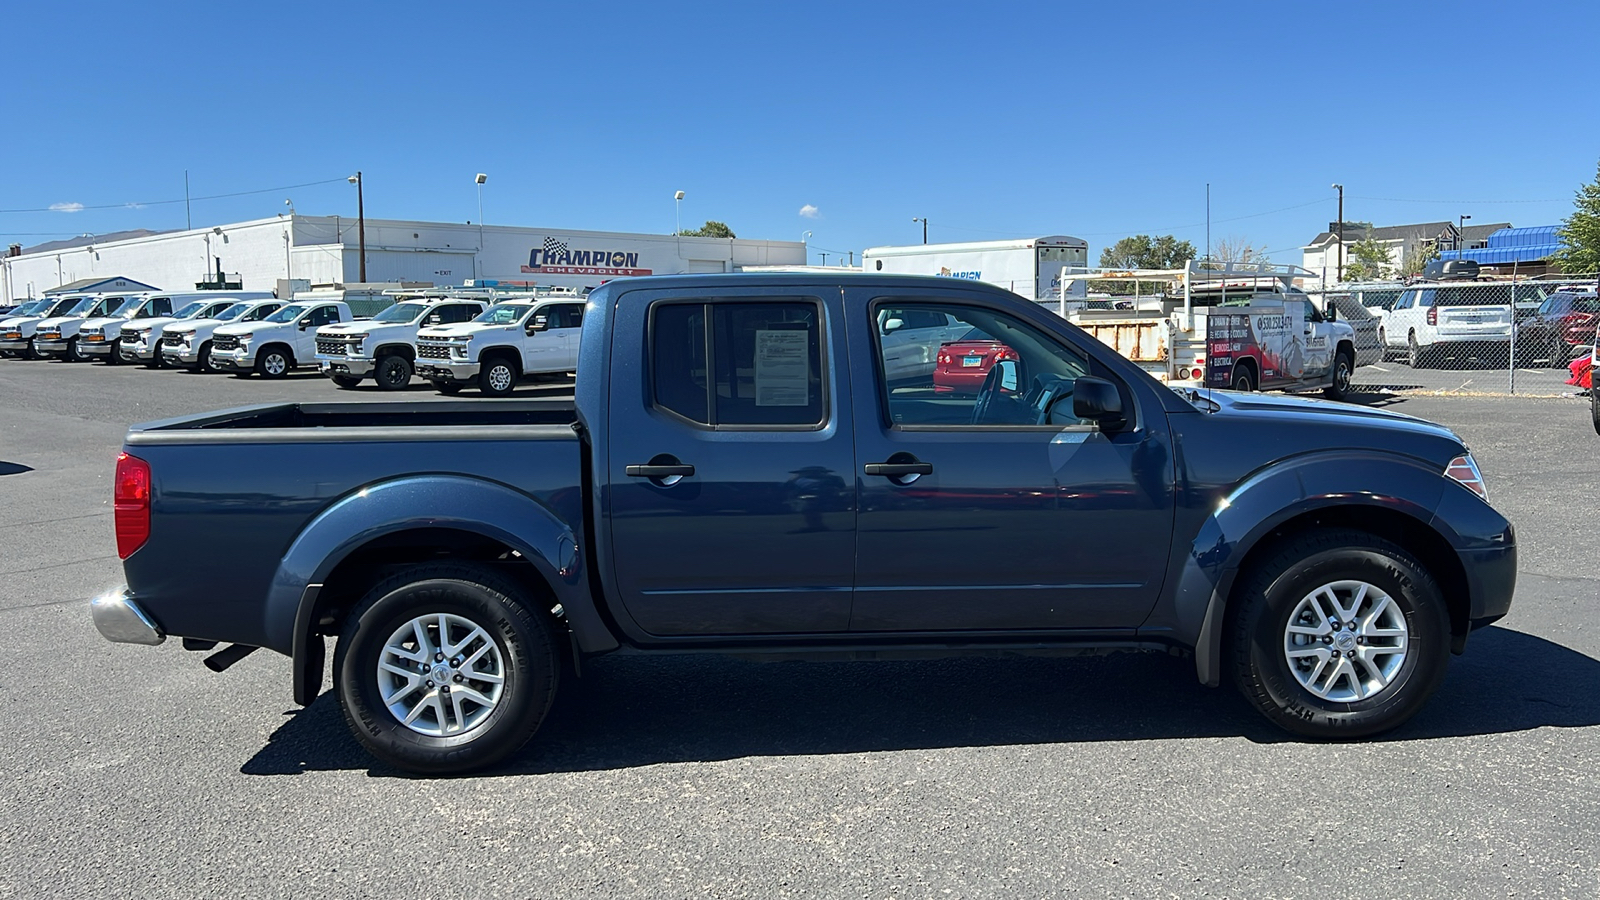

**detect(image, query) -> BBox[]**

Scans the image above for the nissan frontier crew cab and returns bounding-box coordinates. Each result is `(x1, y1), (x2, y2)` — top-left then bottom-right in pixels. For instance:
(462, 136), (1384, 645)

(316, 297), (487, 390)
(414, 297), (585, 395)
(160, 299), (285, 371)
(92, 274), (1517, 775)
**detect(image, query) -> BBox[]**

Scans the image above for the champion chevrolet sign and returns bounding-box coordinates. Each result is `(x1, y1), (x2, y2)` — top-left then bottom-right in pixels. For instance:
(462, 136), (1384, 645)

(521, 237), (653, 277)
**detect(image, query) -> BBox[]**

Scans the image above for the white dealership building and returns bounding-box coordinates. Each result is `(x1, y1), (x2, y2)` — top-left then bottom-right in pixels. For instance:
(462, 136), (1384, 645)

(1, 216), (808, 302)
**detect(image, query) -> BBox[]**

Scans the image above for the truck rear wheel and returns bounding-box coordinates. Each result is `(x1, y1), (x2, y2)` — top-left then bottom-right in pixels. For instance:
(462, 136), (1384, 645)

(333, 563), (560, 774)
(1231, 365), (1255, 392)
(1230, 529), (1449, 739)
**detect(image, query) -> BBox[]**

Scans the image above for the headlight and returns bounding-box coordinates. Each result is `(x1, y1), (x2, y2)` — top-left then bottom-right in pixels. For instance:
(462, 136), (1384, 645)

(451, 344), (469, 358)
(1445, 453), (1487, 500)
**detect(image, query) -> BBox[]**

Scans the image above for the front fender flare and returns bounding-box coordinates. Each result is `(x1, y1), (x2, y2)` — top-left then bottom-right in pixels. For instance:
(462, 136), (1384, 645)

(1177, 451), (1448, 687)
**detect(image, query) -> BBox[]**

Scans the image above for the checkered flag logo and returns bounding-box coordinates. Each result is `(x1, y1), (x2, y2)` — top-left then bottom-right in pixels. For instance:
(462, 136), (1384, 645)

(542, 236), (568, 257)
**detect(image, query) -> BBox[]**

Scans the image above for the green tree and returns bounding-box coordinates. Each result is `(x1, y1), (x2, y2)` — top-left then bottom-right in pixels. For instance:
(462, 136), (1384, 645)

(1343, 237), (1395, 281)
(1401, 242), (1438, 278)
(677, 220), (737, 238)
(1553, 158), (1600, 274)
(1098, 234), (1197, 269)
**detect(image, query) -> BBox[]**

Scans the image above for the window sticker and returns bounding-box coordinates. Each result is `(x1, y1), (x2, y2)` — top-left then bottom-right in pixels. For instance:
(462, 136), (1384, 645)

(754, 329), (809, 406)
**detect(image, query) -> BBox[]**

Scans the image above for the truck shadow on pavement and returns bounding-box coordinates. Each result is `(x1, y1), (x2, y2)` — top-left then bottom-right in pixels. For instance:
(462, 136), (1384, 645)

(241, 625), (1600, 777)
(0, 462), (33, 476)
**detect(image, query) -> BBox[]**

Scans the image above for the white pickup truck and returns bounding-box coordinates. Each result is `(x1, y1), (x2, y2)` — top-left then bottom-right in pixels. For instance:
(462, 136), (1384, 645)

(315, 297), (487, 390)
(120, 294), (260, 365)
(414, 297), (586, 396)
(210, 300), (353, 378)
(161, 299), (287, 372)
(33, 294), (141, 362)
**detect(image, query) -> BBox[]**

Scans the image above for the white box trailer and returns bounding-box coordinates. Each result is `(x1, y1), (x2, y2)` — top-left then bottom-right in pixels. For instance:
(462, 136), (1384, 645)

(861, 236), (1090, 303)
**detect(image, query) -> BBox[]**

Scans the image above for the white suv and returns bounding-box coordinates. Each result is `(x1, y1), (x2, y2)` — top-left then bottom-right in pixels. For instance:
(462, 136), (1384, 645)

(1381, 282), (1546, 368)
(414, 299), (585, 396)
(316, 298), (486, 390)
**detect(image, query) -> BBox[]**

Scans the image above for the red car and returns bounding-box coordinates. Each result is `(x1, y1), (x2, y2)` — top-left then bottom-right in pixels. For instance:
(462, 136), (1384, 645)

(932, 329), (1017, 394)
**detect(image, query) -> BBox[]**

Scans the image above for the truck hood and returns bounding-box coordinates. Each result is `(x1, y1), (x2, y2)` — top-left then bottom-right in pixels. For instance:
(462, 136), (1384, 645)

(126, 317), (181, 333)
(1194, 388), (1463, 446)
(215, 322), (286, 338)
(319, 322), (379, 336)
(35, 315), (85, 330)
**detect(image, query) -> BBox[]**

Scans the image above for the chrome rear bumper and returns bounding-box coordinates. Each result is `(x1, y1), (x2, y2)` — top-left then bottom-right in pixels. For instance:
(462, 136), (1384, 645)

(90, 587), (166, 645)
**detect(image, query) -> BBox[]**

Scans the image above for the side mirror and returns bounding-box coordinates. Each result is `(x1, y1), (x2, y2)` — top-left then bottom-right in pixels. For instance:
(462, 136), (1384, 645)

(881, 317), (904, 335)
(527, 315), (549, 333)
(1325, 303), (1336, 321)
(1071, 376), (1127, 430)
(297, 320), (311, 330)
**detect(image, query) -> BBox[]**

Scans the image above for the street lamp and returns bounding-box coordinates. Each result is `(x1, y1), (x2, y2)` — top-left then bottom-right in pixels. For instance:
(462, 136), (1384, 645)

(801, 230), (812, 265)
(348, 172), (366, 282)
(1458, 214), (1472, 254)
(475, 173), (488, 280)
(674, 190), (685, 235)
(912, 217), (928, 244)
(1331, 184), (1344, 283)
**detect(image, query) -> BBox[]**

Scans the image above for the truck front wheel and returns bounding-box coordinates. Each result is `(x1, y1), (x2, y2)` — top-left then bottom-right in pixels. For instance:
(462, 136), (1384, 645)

(1324, 349), (1354, 401)
(257, 347), (293, 379)
(1230, 529), (1449, 739)
(479, 358), (518, 397)
(374, 354), (413, 391)
(333, 563), (560, 774)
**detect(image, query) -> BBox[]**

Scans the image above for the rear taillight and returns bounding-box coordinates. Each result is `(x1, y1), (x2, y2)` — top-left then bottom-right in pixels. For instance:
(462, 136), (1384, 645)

(1427, 307), (1438, 326)
(114, 452), (151, 559)
(1445, 453), (1487, 501)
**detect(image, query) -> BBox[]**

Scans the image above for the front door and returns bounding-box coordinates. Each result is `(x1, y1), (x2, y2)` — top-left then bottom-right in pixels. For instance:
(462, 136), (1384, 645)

(847, 289), (1175, 632)
(605, 289), (856, 636)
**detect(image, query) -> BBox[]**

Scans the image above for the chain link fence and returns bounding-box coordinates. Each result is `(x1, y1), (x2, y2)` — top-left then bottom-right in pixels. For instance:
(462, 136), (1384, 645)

(1306, 276), (1599, 397)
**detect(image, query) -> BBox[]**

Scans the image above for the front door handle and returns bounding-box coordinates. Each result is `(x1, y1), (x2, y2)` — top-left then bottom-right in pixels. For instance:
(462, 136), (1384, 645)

(626, 464), (695, 478)
(863, 461), (933, 477)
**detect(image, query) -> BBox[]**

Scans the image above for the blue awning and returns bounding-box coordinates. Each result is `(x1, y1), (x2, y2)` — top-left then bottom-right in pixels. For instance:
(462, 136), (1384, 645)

(1440, 225), (1563, 264)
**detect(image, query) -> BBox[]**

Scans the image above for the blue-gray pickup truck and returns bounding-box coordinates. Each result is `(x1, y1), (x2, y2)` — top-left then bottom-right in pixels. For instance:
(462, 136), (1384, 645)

(92, 274), (1516, 773)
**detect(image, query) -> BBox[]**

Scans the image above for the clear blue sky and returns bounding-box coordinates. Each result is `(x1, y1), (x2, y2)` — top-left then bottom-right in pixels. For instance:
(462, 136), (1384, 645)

(6, 0), (1597, 265)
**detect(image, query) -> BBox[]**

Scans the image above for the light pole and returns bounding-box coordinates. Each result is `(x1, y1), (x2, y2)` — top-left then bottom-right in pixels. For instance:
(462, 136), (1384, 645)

(912, 217), (928, 244)
(475, 173), (488, 280)
(1331, 184), (1344, 283)
(283, 200), (294, 281)
(674, 190), (685, 256)
(348, 172), (366, 282)
(1458, 214), (1472, 254)
(801, 230), (812, 264)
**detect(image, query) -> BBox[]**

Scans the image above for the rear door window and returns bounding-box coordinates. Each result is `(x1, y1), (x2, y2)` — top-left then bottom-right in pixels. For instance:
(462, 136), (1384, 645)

(651, 300), (825, 428)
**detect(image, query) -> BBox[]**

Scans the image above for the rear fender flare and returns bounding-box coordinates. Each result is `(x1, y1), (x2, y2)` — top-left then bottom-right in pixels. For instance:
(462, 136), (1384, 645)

(261, 474), (610, 665)
(1176, 451), (1448, 686)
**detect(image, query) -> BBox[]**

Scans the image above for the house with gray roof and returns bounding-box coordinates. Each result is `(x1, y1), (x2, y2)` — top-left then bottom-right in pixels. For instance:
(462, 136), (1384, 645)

(1302, 221), (1510, 283)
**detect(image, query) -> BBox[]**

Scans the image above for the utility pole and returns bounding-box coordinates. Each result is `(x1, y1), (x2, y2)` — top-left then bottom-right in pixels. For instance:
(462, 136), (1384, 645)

(348, 172), (366, 282)
(1332, 183), (1345, 283)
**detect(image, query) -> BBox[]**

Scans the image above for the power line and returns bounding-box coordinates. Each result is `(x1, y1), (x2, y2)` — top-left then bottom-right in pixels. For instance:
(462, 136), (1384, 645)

(0, 177), (350, 214)
(1351, 195), (1567, 204)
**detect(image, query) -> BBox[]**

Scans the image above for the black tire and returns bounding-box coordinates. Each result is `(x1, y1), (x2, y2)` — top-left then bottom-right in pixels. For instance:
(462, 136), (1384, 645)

(65, 337), (88, 363)
(198, 342), (218, 373)
(23, 340), (42, 360)
(1231, 364), (1255, 392)
(256, 346), (293, 379)
(330, 373), (363, 389)
(1377, 328), (1391, 362)
(432, 380), (464, 395)
(478, 357), (518, 397)
(374, 354), (413, 391)
(103, 343), (123, 365)
(333, 563), (560, 774)
(1591, 375), (1599, 437)
(1230, 529), (1450, 739)
(1548, 337), (1569, 369)
(1406, 333), (1431, 369)
(1324, 349), (1354, 401)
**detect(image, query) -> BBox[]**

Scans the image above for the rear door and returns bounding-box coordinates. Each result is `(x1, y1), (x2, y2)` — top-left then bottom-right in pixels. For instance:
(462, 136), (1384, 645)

(846, 285), (1175, 632)
(605, 287), (856, 636)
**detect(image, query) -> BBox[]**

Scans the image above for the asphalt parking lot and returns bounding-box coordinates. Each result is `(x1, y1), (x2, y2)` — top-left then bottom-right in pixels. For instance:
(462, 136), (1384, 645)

(2, 358), (1596, 898)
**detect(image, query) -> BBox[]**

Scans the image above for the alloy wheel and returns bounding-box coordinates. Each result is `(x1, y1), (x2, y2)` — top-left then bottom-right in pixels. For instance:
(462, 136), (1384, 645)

(376, 612), (506, 737)
(1283, 580), (1409, 702)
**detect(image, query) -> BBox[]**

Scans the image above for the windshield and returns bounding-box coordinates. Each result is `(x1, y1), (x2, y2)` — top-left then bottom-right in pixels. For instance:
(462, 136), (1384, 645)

(370, 302), (429, 324)
(66, 297), (97, 315)
(215, 303), (251, 321)
(174, 301), (208, 318)
(9, 301), (43, 315)
(117, 299), (152, 319)
(263, 304), (309, 324)
(473, 303), (532, 325)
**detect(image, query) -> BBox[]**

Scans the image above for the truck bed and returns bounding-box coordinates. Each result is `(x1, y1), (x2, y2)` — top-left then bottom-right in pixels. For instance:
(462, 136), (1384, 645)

(132, 399), (578, 436)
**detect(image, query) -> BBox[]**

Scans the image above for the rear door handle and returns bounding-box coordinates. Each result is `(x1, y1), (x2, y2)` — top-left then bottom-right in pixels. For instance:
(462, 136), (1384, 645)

(626, 464), (695, 478)
(863, 461), (933, 477)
